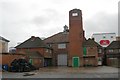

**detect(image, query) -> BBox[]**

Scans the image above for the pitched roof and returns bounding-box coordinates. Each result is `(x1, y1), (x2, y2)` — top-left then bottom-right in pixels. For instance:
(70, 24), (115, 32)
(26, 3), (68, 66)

(44, 31), (86, 44)
(25, 51), (43, 58)
(16, 36), (48, 48)
(83, 38), (102, 47)
(0, 36), (9, 42)
(44, 32), (69, 43)
(107, 41), (120, 49)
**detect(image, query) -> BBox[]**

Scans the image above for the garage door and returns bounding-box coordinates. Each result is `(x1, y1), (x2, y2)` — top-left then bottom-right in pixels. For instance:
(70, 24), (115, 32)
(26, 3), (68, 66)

(57, 54), (67, 66)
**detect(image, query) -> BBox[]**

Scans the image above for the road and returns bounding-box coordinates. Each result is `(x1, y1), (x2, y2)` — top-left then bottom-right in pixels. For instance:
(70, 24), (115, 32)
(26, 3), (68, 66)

(1, 66), (119, 79)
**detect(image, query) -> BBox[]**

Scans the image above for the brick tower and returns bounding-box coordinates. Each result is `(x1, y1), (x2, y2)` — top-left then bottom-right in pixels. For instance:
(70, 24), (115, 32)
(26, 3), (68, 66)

(68, 9), (84, 67)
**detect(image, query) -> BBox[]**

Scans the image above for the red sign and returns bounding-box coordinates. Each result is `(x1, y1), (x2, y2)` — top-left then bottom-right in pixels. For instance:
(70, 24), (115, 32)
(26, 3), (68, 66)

(100, 40), (110, 45)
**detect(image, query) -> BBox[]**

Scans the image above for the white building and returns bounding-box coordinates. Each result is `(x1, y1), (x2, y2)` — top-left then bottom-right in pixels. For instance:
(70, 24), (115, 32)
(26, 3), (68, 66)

(92, 33), (116, 47)
(0, 36), (9, 53)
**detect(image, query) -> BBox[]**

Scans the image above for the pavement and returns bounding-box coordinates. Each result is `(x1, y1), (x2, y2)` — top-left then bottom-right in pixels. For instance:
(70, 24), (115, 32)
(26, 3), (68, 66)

(1, 66), (119, 79)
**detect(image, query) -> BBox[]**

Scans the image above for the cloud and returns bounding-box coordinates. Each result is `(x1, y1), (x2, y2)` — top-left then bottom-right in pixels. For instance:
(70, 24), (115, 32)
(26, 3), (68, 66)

(84, 12), (118, 38)
(31, 9), (61, 26)
(0, 0), (118, 48)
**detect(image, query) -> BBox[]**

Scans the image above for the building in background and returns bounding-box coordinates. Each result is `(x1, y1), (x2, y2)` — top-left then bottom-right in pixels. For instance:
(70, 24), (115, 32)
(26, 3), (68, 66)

(15, 36), (53, 67)
(92, 33), (116, 47)
(0, 36), (9, 53)
(83, 38), (103, 66)
(105, 38), (120, 68)
(116, 36), (120, 41)
(9, 47), (16, 53)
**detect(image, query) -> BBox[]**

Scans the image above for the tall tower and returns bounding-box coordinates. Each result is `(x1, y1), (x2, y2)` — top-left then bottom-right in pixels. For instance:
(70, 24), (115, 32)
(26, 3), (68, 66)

(68, 9), (84, 67)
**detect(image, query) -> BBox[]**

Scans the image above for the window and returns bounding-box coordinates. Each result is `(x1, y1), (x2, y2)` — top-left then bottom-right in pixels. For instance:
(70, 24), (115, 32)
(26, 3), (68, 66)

(119, 49), (120, 52)
(98, 49), (102, 53)
(103, 36), (106, 38)
(109, 49), (113, 53)
(49, 50), (52, 53)
(46, 49), (49, 52)
(72, 13), (78, 16)
(98, 57), (102, 61)
(58, 43), (66, 49)
(48, 44), (52, 47)
(111, 36), (113, 38)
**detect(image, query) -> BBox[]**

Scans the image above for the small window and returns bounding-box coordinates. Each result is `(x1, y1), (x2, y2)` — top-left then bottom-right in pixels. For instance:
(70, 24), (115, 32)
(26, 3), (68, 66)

(109, 49), (113, 53)
(48, 44), (52, 47)
(119, 49), (120, 52)
(58, 43), (66, 49)
(46, 49), (49, 52)
(98, 57), (102, 61)
(72, 13), (78, 16)
(98, 49), (102, 53)
(111, 36), (113, 38)
(103, 36), (106, 38)
(49, 50), (52, 53)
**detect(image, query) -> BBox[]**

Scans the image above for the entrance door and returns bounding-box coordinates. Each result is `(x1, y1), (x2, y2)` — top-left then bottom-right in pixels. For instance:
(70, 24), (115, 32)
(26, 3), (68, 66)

(72, 57), (80, 67)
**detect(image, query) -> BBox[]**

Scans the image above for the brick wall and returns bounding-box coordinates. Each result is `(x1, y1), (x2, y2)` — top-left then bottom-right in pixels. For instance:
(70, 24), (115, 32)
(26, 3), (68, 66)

(68, 9), (84, 67)
(16, 48), (52, 58)
(107, 58), (119, 67)
(0, 54), (24, 66)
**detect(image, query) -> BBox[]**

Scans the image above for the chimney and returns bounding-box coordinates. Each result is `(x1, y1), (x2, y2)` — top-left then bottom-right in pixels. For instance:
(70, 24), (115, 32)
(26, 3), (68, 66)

(31, 36), (36, 41)
(63, 25), (69, 32)
(92, 38), (95, 41)
(31, 36), (35, 38)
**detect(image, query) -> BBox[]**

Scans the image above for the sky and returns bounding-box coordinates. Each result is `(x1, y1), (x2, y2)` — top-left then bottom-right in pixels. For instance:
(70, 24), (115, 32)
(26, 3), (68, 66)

(0, 0), (119, 48)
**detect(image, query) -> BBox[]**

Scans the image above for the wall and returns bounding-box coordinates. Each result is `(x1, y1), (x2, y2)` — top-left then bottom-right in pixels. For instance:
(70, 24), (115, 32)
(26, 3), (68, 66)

(0, 40), (9, 53)
(30, 58), (43, 68)
(107, 58), (119, 68)
(16, 48), (52, 58)
(52, 43), (69, 66)
(83, 58), (98, 66)
(43, 42), (69, 66)
(68, 9), (84, 67)
(83, 47), (98, 66)
(0, 54), (24, 66)
(86, 47), (98, 57)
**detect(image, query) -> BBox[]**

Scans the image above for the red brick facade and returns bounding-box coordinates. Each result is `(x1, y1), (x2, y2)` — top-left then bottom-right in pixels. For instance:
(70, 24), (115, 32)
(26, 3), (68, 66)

(16, 48), (52, 58)
(0, 53), (25, 66)
(68, 9), (84, 67)
(44, 32), (69, 66)
(44, 9), (102, 67)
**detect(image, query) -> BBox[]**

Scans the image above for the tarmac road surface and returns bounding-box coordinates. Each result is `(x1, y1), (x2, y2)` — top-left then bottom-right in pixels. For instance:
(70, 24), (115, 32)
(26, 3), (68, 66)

(1, 66), (119, 79)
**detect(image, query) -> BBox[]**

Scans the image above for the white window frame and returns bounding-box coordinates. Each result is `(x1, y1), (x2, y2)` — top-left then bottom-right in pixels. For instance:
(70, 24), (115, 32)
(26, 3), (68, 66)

(72, 13), (78, 16)
(58, 43), (66, 49)
(109, 49), (113, 53)
(98, 49), (102, 53)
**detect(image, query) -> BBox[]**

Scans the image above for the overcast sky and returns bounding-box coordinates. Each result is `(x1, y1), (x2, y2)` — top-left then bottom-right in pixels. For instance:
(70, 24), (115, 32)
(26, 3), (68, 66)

(0, 0), (119, 48)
